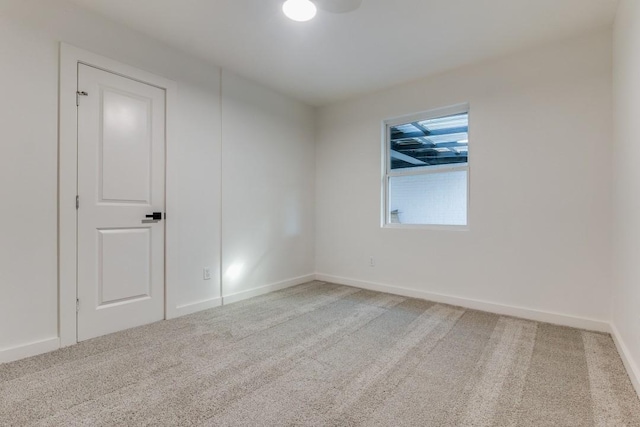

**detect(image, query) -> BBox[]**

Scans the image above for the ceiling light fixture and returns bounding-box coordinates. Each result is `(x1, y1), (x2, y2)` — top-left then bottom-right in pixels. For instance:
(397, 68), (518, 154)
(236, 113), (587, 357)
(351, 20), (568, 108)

(283, 0), (317, 22)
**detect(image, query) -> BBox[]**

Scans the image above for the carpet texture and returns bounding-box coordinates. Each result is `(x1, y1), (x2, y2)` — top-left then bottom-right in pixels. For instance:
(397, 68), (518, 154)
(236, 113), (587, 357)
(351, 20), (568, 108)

(1, 281), (639, 426)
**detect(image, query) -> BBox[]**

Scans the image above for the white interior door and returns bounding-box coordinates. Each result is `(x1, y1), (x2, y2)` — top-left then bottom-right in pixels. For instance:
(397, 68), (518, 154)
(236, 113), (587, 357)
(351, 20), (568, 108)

(77, 64), (166, 342)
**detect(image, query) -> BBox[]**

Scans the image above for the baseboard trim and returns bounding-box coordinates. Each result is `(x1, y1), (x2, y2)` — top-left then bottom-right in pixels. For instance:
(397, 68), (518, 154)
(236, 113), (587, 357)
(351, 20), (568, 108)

(223, 274), (316, 305)
(172, 297), (223, 318)
(315, 273), (610, 333)
(0, 337), (60, 364)
(610, 323), (640, 398)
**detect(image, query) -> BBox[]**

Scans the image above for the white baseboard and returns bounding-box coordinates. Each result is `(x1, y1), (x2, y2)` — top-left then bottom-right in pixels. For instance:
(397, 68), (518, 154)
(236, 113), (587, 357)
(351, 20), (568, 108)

(315, 273), (611, 333)
(223, 274), (316, 305)
(172, 297), (223, 318)
(0, 337), (60, 364)
(610, 323), (640, 398)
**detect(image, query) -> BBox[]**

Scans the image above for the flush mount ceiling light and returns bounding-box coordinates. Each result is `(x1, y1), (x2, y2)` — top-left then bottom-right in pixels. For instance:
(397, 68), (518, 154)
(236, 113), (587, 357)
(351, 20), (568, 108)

(283, 0), (363, 22)
(282, 0), (317, 22)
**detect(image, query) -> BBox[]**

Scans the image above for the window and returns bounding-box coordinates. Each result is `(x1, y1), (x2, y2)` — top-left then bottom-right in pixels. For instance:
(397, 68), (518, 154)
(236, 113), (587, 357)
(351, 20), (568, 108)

(383, 104), (469, 227)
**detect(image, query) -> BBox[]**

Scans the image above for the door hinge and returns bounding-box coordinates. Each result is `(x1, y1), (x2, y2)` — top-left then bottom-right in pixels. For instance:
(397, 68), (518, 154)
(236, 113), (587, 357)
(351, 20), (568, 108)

(76, 195), (79, 210)
(76, 91), (88, 106)
(76, 298), (80, 312)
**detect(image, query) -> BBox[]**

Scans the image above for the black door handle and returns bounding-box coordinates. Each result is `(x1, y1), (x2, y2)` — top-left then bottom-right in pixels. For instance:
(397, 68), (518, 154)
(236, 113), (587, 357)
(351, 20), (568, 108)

(145, 212), (162, 220)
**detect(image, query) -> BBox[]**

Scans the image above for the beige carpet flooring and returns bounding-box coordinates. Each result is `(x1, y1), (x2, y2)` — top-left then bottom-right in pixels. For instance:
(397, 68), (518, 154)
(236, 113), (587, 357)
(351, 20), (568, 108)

(1, 281), (639, 426)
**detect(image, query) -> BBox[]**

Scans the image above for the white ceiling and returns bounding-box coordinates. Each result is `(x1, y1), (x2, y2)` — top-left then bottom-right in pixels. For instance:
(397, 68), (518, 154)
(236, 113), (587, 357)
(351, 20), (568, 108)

(66, 0), (619, 106)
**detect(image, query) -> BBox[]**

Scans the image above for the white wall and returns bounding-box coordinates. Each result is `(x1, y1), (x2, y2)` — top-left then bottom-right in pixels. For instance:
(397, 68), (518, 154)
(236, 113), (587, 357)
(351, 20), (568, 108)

(0, 12), (60, 354)
(612, 0), (640, 393)
(168, 81), (222, 314)
(316, 30), (613, 327)
(0, 0), (315, 360)
(221, 71), (316, 302)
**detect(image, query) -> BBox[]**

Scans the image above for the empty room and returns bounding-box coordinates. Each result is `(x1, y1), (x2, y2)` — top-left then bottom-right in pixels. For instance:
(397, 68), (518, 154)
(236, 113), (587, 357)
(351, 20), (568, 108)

(1, 0), (640, 425)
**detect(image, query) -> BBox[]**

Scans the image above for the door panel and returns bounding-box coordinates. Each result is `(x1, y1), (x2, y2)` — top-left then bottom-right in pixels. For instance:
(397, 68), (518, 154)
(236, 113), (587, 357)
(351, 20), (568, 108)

(77, 64), (165, 342)
(98, 228), (151, 306)
(101, 89), (152, 203)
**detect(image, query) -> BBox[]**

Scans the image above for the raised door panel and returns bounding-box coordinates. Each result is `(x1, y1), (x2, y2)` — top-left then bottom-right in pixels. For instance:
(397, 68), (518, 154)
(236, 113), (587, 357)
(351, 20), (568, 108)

(98, 228), (151, 306)
(100, 88), (152, 204)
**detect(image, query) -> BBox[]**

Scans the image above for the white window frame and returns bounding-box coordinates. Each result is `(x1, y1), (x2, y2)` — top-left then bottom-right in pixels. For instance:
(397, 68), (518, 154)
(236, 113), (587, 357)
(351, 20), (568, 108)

(382, 103), (470, 230)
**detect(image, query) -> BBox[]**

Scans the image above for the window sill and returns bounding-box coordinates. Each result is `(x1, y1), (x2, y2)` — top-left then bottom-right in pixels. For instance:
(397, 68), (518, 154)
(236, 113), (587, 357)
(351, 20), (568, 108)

(382, 223), (469, 232)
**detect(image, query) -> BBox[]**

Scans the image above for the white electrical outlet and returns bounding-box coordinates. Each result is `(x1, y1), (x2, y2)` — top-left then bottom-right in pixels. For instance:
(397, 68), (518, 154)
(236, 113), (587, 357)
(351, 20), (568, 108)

(203, 267), (212, 280)
(369, 257), (375, 267)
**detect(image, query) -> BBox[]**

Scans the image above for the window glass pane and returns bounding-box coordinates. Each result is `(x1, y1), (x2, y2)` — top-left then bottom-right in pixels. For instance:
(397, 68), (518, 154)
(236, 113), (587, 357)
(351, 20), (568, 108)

(389, 171), (467, 226)
(389, 112), (468, 170)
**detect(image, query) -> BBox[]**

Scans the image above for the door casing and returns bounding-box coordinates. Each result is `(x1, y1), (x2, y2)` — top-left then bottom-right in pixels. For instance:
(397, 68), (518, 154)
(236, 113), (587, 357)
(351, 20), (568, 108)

(59, 43), (177, 347)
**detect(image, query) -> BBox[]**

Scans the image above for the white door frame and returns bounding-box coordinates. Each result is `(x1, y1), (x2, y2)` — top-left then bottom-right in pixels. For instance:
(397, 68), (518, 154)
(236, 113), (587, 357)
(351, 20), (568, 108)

(59, 43), (177, 347)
